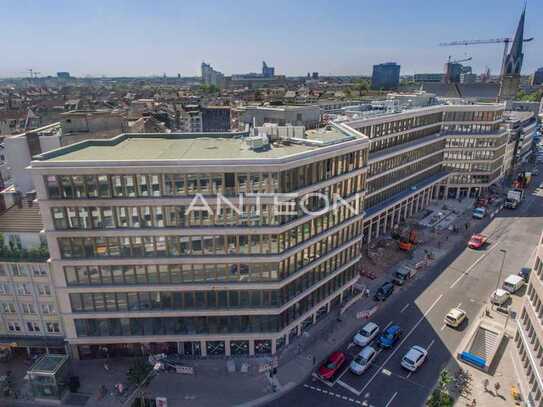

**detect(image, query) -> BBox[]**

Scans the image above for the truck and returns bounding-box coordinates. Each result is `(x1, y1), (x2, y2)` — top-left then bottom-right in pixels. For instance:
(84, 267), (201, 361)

(504, 189), (525, 209)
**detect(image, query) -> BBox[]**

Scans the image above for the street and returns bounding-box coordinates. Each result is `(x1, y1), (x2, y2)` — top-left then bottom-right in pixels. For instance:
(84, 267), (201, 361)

(268, 173), (543, 407)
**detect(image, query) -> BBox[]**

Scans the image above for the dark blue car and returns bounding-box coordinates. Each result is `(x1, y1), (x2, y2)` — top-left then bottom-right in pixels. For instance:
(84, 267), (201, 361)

(374, 282), (394, 301)
(377, 324), (402, 349)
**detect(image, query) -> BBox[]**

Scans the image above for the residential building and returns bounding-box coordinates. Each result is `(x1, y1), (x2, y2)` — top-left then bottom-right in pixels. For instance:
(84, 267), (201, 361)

(531, 68), (543, 86)
(0, 201), (64, 355)
(371, 63), (400, 90)
(239, 105), (321, 129)
(503, 111), (537, 170)
(513, 230), (543, 406)
(2, 110), (127, 193)
(30, 124), (369, 359)
(0, 109), (41, 137)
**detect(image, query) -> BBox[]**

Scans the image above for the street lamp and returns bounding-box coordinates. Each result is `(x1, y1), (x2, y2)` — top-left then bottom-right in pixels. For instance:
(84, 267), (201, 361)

(495, 249), (507, 293)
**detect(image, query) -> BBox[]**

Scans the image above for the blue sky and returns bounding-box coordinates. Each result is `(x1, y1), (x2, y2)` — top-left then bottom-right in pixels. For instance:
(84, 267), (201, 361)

(1, 0), (541, 77)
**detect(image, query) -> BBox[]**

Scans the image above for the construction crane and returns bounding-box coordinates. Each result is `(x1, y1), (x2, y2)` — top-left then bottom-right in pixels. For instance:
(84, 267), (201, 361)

(439, 37), (533, 77)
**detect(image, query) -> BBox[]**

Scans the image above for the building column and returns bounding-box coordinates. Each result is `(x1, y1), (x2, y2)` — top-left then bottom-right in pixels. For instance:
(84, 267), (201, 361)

(249, 340), (255, 356)
(382, 212), (388, 234)
(200, 341), (207, 357)
(326, 301), (332, 313)
(312, 313), (317, 324)
(271, 339), (277, 355)
(69, 344), (80, 360)
(367, 222), (373, 244)
(225, 340), (231, 356)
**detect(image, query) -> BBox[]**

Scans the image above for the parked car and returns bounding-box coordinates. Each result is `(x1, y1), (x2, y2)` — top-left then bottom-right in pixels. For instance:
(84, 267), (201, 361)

(502, 274), (525, 294)
(374, 282), (394, 301)
(353, 322), (379, 347)
(444, 308), (467, 328)
(318, 351), (346, 381)
(468, 234), (487, 250)
(519, 267), (531, 282)
(377, 324), (402, 349)
(400, 345), (428, 372)
(491, 288), (511, 305)
(392, 266), (416, 286)
(350, 346), (377, 375)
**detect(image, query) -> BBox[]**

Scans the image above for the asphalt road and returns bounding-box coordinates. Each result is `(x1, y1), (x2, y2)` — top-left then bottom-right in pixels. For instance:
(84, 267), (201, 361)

(268, 169), (543, 407)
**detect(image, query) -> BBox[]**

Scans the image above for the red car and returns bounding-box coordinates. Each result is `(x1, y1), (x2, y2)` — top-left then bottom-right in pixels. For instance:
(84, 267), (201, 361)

(318, 351), (346, 380)
(468, 234), (487, 249)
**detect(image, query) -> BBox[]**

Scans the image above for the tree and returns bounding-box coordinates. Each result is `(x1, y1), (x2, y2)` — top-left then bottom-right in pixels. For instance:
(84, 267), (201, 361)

(427, 369), (454, 407)
(126, 358), (152, 387)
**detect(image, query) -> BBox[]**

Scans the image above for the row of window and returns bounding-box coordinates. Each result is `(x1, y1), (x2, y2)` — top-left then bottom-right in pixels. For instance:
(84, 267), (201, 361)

(368, 140), (445, 178)
(58, 218), (361, 259)
(64, 242), (359, 286)
(445, 135), (506, 149)
(447, 169), (501, 185)
(1, 302), (56, 314)
(443, 111), (502, 122)
(443, 148), (504, 161)
(6, 320), (61, 334)
(367, 154), (442, 194)
(357, 112), (443, 141)
(44, 151), (366, 200)
(50, 192), (363, 231)
(441, 123), (501, 135)
(74, 266), (356, 337)
(0, 282), (52, 296)
(0, 263), (48, 277)
(443, 161), (501, 174)
(369, 125), (441, 154)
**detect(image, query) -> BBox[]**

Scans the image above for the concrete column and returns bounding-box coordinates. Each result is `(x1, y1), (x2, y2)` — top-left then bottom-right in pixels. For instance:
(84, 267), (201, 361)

(249, 340), (255, 356)
(339, 291), (344, 303)
(70, 344), (80, 360)
(382, 212), (388, 234)
(225, 340), (231, 356)
(200, 341), (207, 357)
(367, 222), (373, 244)
(312, 313), (317, 324)
(285, 334), (290, 346)
(271, 339), (277, 355)
(297, 324), (302, 336)
(326, 301), (331, 313)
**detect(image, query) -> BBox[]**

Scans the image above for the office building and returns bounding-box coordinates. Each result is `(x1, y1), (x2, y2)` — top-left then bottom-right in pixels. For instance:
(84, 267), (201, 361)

(371, 63), (400, 90)
(513, 230), (543, 406)
(414, 73), (444, 83)
(201, 106), (231, 132)
(30, 124), (369, 358)
(444, 62), (463, 84)
(201, 62), (225, 87)
(262, 61), (275, 78)
(531, 68), (543, 86)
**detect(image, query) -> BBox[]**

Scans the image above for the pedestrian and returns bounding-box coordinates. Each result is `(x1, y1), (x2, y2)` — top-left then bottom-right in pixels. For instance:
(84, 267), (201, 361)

(312, 355), (316, 366)
(465, 222), (469, 231)
(104, 361), (110, 371)
(494, 381), (500, 395)
(483, 378), (489, 392)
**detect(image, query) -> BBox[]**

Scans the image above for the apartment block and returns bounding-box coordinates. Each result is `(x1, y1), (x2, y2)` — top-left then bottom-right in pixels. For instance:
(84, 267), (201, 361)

(0, 202), (64, 355)
(30, 124), (369, 358)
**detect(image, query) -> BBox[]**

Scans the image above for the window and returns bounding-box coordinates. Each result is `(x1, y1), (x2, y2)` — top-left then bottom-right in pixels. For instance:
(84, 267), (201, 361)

(0, 265), (6, 276)
(26, 321), (41, 332)
(7, 321), (21, 332)
(46, 322), (61, 333)
(21, 303), (35, 314)
(38, 285), (51, 296)
(40, 303), (56, 314)
(32, 265), (48, 277)
(16, 283), (32, 296)
(1, 303), (16, 313)
(0, 283), (11, 295)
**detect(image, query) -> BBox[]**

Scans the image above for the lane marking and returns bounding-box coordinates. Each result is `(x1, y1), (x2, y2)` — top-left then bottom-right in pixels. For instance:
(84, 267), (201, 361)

(440, 324), (446, 331)
(384, 391), (398, 407)
(406, 372), (412, 379)
(337, 379), (362, 396)
(384, 321), (394, 330)
(400, 303), (410, 313)
(381, 369), (392, 376)
(449, 235), (506, 288)
(358, 294), (443, 395)
(427, 339), (436, 351)
(347, 342), (355, 350)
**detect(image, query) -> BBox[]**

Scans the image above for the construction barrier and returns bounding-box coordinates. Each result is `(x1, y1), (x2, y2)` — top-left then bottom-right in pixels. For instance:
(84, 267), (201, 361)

(175, 365), (195, 375)
(356, 304), (379, 320)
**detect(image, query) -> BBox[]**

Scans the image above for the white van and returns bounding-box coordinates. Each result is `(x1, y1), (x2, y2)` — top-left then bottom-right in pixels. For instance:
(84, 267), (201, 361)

(503, 274), (525, 294)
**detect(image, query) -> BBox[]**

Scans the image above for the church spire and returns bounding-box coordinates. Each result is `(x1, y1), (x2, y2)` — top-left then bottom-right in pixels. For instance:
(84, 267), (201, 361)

(504, 5), (526, 75)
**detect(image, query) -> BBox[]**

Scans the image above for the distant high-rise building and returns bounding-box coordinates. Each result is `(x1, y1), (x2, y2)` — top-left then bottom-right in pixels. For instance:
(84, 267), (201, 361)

(312, 72), (319, 80)
(444, 62), (463, 84)
(201, 62), (224, 87)
(57, 72), (70, 79)
(371, 63), (400, 90)
(531, 67), (543, 86)
(262, 61), (275, 78)
(499, 6), (526, 101)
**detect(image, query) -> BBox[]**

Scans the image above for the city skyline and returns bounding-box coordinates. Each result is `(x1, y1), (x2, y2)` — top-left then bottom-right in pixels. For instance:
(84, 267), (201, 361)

(1, 0), (541, 78)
